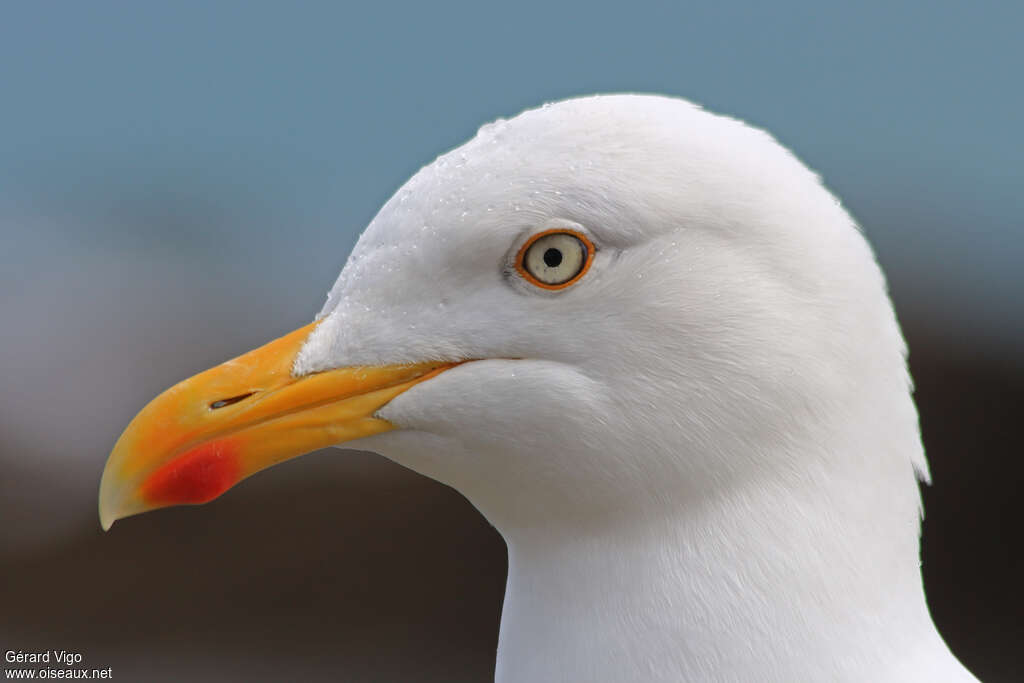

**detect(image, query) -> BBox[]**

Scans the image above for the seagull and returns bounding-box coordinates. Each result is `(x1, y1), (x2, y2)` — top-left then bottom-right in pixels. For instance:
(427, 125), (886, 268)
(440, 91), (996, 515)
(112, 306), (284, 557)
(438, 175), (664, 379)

(99, 94), (978, 682)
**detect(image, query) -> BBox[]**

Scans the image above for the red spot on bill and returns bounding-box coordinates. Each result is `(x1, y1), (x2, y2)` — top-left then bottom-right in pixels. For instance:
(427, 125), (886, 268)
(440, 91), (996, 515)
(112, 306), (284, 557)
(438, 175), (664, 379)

(141, 440), (241, 505)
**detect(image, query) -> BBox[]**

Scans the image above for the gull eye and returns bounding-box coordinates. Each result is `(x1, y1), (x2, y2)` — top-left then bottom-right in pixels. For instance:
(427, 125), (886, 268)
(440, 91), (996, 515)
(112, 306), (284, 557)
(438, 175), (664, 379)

(516, 229), (594, 290)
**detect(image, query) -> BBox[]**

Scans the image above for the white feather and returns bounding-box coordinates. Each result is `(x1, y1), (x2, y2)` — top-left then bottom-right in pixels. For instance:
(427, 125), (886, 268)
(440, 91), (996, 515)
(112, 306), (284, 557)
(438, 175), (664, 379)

(295, 95), (975, 682)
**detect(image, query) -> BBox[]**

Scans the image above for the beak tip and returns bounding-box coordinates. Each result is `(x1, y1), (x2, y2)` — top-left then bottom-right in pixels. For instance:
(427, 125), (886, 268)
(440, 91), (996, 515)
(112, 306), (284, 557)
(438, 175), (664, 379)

(98, 461), (125, 531)
(99, 493), (119, 532)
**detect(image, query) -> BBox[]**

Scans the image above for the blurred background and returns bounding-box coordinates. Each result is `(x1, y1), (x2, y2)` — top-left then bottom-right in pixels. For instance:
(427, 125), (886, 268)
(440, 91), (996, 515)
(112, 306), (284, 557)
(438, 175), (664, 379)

(1, 1), (1020, 680)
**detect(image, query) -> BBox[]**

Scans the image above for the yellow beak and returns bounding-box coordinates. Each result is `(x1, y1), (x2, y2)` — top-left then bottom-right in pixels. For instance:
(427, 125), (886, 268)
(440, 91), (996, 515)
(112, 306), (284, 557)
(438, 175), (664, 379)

(98, 321), (457, 530)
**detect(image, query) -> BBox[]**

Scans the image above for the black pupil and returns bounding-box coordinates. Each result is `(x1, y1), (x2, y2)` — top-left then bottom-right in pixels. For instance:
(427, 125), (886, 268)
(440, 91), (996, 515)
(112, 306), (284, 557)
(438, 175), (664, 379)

(543, 248), (563, 268)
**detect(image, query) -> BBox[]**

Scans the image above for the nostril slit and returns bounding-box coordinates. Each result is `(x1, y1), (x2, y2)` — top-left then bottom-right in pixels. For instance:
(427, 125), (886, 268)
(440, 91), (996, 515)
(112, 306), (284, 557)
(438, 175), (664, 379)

(209, 392), (255, 410)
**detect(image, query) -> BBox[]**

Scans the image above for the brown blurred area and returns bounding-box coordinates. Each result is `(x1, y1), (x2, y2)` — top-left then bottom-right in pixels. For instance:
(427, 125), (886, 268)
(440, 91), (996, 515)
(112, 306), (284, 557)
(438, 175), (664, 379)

(1, 450), (506, 682)
(0, 315), (1020, 682)
(909, 330), (1024, 682)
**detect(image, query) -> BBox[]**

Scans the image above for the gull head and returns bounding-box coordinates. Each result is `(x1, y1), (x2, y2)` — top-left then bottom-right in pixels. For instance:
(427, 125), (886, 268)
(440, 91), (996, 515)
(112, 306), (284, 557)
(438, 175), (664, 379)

(100, 94), (923, 542)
